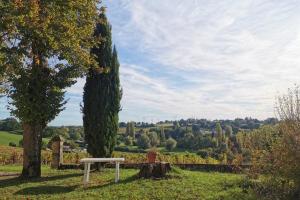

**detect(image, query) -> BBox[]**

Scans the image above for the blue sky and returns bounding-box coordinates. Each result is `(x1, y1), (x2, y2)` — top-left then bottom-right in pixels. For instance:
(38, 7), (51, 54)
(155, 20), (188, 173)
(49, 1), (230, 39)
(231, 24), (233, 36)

(1, 0), (300, 125)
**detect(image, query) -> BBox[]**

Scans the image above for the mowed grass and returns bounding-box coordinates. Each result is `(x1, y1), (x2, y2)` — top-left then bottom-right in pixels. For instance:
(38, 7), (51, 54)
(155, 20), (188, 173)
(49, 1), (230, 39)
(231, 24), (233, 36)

(0, 165), (255, 200)
(0, 131), (50, 146)
(0, 131), (22, 146)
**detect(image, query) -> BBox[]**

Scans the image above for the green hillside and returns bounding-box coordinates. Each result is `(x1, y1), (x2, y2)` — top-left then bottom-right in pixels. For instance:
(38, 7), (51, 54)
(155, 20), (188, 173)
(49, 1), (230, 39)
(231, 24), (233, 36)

(0, 131), (22, 146)
(0, 131), (49, 146)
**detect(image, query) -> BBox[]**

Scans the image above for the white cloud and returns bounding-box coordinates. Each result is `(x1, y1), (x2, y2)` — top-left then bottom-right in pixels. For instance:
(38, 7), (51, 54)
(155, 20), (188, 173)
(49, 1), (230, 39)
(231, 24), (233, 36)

(100, 0), (300, 122)
(3, 0), (298, 125)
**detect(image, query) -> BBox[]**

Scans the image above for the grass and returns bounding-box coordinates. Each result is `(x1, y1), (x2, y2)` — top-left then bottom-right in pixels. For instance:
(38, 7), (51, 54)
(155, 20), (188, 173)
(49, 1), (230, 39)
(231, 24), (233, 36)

(0, 131), (50, 146)
(0, 131), (23, 146)
(0, 165), (255, 200)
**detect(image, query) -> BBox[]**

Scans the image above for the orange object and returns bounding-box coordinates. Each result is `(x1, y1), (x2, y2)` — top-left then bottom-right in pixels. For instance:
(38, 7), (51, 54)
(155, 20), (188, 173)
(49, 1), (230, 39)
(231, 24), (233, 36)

(147, 151), (157, 163)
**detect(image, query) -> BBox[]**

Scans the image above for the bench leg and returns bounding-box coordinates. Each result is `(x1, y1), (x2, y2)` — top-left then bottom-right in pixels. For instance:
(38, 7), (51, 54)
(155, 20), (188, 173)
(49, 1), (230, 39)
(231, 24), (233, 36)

(83, 163), (91, 187)
(115, 162), (120, 183)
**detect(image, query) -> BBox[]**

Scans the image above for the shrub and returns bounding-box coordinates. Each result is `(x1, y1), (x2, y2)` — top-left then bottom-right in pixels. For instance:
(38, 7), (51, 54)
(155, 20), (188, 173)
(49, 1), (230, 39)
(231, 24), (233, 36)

(197, 148), (213, 159)
(19, 139), (23, 147)
(137, 133), (151, 149)
(148, 132), (159, 147)
(9, 142), (16, 147)
(41, 140), (47, 150)
(124, 136), (133, 146)
(166, 137), (177, 151)
(247, 86), (300, 200)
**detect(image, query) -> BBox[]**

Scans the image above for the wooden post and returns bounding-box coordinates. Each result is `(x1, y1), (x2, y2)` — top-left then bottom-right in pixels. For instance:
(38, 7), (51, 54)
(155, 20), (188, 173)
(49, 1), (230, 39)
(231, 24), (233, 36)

(51, 135), (64, 169)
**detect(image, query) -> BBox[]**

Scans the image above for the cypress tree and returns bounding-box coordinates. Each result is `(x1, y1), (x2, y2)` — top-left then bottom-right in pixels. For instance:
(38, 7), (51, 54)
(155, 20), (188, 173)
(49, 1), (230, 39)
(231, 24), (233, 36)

(216, 122), (223, 146)
(83, 9), (121, 159)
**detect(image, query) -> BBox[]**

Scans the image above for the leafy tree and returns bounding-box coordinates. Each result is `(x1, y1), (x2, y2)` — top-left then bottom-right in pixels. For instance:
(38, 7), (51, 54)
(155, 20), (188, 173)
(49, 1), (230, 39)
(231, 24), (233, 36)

(173, 121), (180, 130)
(129, 122), (135, 138)
(125, 122), (135, 138)
(0, 117), (20, 131)
(83, 9), (121, 159)
(0, 0), (98, 178)
(225, 125), (233, 137)
(69, 131), (81, 141)
(254, 86), (300, 196)
(159, 126), (166, 145)
(166, 137), (177, 151)
(125, 123), (130, 135)
(56, 127), (70, 139)
(192, 124), (200, 134)
(197, 149), (211, 159)
(148, 132), (159, 147)
(178, 132), (194, 149)
(216, 122), (223, 145)
(124, 136), (133, 146)
(137, 133), (151, 149)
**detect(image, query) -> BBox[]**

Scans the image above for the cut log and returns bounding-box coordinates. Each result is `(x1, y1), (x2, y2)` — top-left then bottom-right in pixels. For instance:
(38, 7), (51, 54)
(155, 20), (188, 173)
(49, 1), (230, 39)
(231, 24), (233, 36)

(138, 162), (171, 179)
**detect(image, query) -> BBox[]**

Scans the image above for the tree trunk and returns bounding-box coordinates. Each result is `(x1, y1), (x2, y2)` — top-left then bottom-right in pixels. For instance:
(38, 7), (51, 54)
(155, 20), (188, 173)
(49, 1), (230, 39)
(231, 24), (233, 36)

(21, 123), (43, 178)
(138, 162), (171, 179)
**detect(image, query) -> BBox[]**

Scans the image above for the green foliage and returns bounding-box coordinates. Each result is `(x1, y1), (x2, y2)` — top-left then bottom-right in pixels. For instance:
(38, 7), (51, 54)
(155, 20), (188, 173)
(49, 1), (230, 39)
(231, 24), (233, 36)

(1, 0), (99, 125)
(0, 118), (20, 131)
(69, 131), (81, 141)
(173, 121), (180, 129)
(166, 137), (177, 151)
(124, 136), (133, 146)
(197, 148), (212, 159)
(159, 126), (166, 145)
(148, 132), (159, 147)
(225, 125), (233, 137)
(216, 122), (224, 145)
(83, 10), (121, 158)
(8, 142), (16, 147)
(19, 138), (23, 147)
(247, 86), (300, 199)
(1, 0), (99, 177)
(126, 122), (135, 138)
(43, 126), (83, 139)
(137, 133), (151, 149)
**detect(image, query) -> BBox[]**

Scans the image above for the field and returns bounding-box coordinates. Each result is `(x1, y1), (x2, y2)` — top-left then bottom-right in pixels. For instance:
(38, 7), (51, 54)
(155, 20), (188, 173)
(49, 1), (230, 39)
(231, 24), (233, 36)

(0, 131), (49, 146)
(0, 131), (23, 146)
(0, 165), (255, 200)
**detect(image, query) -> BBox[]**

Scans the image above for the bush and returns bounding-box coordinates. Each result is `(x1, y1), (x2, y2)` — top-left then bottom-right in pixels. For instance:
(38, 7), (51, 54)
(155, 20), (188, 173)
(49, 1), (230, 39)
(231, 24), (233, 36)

(247, 177), (299, 200)
(137, 133), (151, 149)
(197, 149), (212, 159)
(166, 137), (177, 151)
(41, 140), (47, 150)
(124, 136), (133, 146)
(114, 146), (146, 153)
(19, 139), (23, 147)
(9, 142), (17, 147)
(148, 132), (159, 147)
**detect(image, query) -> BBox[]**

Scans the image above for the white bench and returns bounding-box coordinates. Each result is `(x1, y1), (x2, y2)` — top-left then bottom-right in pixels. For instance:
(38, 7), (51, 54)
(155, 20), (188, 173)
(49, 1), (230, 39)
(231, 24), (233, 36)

(80, 158), (125, 186)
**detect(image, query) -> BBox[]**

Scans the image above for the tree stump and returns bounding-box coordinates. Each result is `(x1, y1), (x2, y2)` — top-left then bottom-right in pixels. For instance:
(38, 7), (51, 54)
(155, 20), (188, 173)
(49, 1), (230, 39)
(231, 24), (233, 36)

(138, 162), (171, 179)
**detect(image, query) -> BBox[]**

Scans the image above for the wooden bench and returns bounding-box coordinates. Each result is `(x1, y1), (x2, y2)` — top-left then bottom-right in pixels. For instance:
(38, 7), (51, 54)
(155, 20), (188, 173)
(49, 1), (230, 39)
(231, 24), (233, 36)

(80, 158), (125, 186)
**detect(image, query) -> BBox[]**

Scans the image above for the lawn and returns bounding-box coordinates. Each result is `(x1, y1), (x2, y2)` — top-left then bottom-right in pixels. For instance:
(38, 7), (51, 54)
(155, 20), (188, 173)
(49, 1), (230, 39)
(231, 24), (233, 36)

(0, 131), (50, 146)
(0, 165), (255, 200)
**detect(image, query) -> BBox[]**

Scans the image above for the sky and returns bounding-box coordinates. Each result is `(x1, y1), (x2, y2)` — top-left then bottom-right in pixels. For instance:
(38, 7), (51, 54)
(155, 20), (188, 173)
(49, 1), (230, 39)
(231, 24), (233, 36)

(1, 0), (300, 125)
